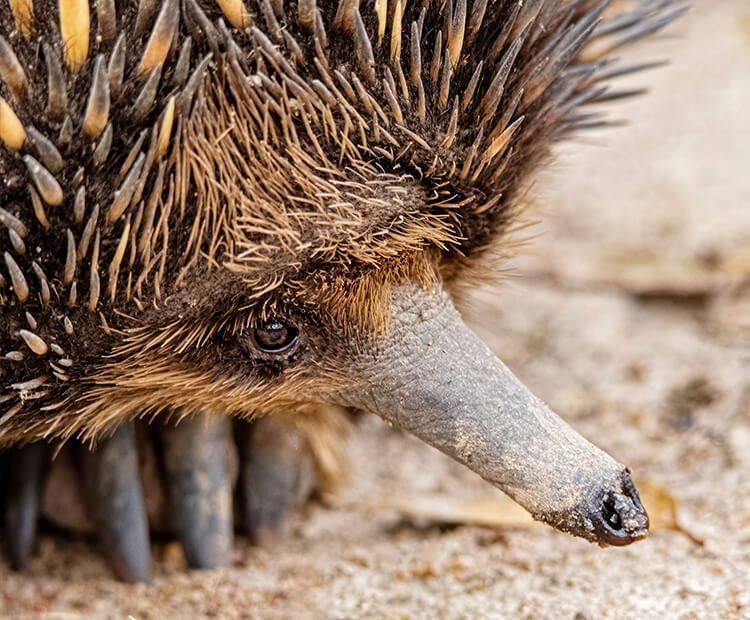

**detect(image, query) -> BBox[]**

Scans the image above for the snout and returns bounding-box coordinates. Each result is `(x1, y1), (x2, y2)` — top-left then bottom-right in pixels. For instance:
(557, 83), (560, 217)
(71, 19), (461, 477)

(341, 283), (650, 547)
(591, 470), (649, 546)
(539, 468), (649, 546)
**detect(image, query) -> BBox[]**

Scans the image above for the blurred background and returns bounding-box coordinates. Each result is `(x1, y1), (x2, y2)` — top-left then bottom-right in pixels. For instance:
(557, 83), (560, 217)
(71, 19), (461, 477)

(2, 1), (749, 617)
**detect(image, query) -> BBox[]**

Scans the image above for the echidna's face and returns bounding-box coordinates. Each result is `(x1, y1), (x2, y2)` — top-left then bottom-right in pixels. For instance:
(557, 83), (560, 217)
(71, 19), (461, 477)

(0, 0), (678, 556)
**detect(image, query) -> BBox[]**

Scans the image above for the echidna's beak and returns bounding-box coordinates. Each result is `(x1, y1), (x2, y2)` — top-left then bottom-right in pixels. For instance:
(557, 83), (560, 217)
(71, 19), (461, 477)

(339, 283), (649, 546)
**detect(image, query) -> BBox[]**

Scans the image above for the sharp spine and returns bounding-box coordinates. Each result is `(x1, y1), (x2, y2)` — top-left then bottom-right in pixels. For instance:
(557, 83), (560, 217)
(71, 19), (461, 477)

(25, 311), (37, 330)
(8, 229), (25, 255)
(260, 0), (282, 42)
(478, 32), (526, 125)
(23, 156), (63, 206)
(120, 130), (148, 178)
(90, 227), (101, 303)
(59, 0), (90, 73)
(353, 9), (375, 85)
(372, 0), (386, 45)
(217, 0), (250, 29)
(109, 35), (126, 100)
(157, 97), (176, 158)
(131, 65), (163, 123)
(32, 262), (50, 304)
(178, 54), (212, 113)
(82, 55), (111, 139)
(439, 50), (452, 110)
(72, 167), (85, 189)
(19, 329), (48, 355)
(67, 280), (77, 307)
(0, 206), (28, 238)
(43, 44), (66, 122)
(461, 60), (483, 112)
(28, 185), (49, 228)
(184, 0), (220, 56)
(93, 123), (114, 167)
(390, 0), (404, 62)
(0, 35), (30, 100)
(64, 229), (77, 284)
(27, 127), (64, 173)
(172, 37), (193, 87)
(0, 97), (26, 150)
(409, 21), (421, 86)
(447, 0), (466, 68)
(134, 0), (158, 38)
(138, 0), (180, 77)
(107, 215), (131, 301)
(430, 30), (442, 86)
(9, 0), (35, 38)
(466, 0), (488, 45)
(97, 0), (117, 45)
(78, 203), (99, 260)
(109, 153), (145, 223)
(58, 116), (73, 149)
(382, 78), (403, 124)
(442, 96), (459, 148)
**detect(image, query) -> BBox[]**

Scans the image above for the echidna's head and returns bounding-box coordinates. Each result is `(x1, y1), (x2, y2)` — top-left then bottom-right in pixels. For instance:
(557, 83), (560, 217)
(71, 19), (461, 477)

(0, 0), (680, 545)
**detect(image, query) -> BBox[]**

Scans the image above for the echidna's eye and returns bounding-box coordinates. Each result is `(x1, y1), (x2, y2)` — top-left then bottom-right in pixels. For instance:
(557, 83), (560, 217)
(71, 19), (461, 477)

(253, 319), (298, 353)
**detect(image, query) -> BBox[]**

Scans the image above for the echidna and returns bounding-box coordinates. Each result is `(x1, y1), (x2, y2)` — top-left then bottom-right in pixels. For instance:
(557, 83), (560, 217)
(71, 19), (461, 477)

(0, 0), (682, 582)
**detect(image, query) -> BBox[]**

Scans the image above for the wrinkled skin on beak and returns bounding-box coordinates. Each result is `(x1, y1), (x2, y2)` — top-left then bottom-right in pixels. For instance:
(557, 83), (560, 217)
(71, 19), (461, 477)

(337, 283), (649, 546)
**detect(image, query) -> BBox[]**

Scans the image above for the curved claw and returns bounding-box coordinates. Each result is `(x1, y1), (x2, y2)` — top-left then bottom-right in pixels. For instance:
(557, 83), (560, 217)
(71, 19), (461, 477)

(3, 413), (324, 578)
(2, 443), (50, 570)
(82, 423), (152, 582)
(158, 413), (234, 569)
(235, 416), (316, 545)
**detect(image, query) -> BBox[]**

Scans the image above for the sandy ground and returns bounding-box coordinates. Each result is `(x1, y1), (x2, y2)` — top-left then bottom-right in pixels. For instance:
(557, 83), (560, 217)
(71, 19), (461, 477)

(2, 2), (750, 618)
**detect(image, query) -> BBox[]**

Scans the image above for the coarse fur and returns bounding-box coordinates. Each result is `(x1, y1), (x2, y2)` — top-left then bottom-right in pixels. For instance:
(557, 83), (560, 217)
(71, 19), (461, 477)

(0, 0), (683, 448)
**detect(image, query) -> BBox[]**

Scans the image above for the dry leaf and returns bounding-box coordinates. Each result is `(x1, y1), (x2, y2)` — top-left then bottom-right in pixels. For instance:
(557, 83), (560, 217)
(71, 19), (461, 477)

(378, 494), (538, 529)
(636, 479), (704, 546)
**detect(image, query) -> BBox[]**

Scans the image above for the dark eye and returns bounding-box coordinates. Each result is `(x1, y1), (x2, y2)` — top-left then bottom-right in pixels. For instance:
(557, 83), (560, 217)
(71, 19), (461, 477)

(253, 318), (298, 353)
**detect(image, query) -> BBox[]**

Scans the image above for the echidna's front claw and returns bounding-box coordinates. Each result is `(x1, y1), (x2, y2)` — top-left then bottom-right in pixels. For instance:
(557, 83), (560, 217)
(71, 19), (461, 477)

(1, 413), (325, 580)
(2, 443), (49, 570)
(158, 413), (234, 569)
(81, 423), (151, 583)
(235, 416), (316, 545)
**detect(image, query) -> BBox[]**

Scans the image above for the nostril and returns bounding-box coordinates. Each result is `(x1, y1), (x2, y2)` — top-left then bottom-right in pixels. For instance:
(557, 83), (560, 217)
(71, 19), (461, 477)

(589, 472), (649, 546)
(602, 494), (623, 531)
